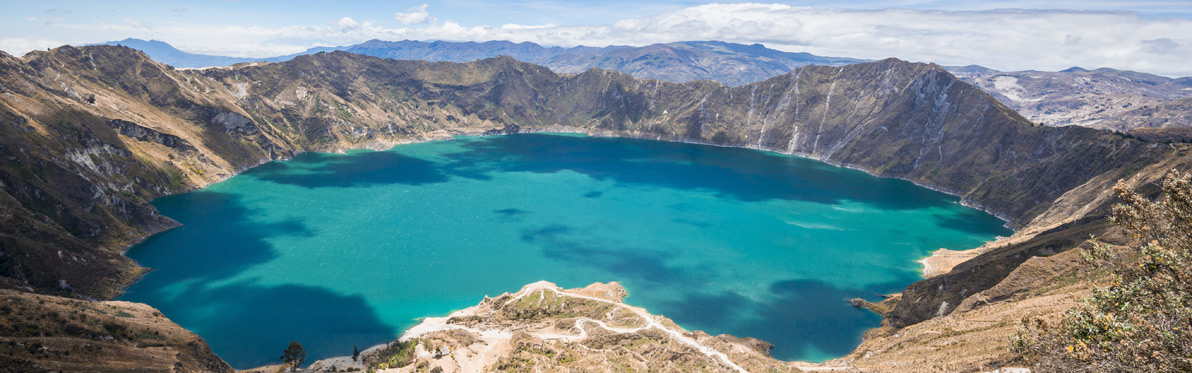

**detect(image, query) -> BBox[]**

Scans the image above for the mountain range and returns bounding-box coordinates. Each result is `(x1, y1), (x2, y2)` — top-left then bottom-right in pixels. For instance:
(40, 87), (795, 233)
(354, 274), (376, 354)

(98, 38), (1192, 134)
(949, 65), (1192, 131)
(98, 38), (866, 86)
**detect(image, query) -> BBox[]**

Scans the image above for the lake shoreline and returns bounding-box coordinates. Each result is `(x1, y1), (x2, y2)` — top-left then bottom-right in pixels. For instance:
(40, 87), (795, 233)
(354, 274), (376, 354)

(120, 125), (1016, 368)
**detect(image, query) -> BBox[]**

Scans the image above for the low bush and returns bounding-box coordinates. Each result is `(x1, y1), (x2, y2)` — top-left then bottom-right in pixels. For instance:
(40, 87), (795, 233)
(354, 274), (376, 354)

(1013, 170), (1192, 371)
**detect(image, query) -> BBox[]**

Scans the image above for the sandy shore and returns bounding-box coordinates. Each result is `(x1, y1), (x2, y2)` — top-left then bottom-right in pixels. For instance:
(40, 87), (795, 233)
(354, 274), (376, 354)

(919, 248), (985, 278)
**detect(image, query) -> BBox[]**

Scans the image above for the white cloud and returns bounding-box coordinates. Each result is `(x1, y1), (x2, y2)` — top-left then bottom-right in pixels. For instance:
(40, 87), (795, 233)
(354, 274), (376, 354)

(0, 37), (64, 56)
(40, 8), (69, 25)
(121, 17), (152, 30)
(394, 4), (434, 25)
(3, 4), (1191, 77)
(382, 4), (1192, 76)
(336, 17), (360, 31)
(499, 23), (558, 30)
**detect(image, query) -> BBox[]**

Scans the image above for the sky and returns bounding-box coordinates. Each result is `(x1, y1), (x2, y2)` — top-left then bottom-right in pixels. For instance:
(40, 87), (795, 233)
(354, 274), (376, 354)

(2, 1), (1191, 76)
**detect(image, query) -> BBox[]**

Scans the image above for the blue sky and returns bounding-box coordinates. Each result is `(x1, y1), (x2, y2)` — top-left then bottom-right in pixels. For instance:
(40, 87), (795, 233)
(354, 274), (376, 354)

(2, 1), (1191, 76)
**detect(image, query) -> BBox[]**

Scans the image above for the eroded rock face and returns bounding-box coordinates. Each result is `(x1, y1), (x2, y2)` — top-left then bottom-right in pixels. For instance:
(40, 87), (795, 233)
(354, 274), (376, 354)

(210, 111), (258, 135)
(106, 119), (197, 153)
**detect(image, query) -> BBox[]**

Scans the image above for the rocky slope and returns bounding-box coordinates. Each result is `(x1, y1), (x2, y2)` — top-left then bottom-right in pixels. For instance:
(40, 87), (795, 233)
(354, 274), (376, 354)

(2, 45), (1190, 370)
(0, 289), (232, 372)
(948, 65), (1192, 131)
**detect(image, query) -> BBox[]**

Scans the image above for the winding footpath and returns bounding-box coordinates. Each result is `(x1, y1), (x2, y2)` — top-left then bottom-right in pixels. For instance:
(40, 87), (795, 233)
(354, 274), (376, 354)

(400, 281), (750, 372)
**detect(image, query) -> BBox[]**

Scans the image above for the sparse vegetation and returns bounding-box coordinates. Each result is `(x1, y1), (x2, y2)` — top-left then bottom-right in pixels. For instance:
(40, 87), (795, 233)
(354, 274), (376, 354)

(368, 338), (419, 370)
(1013, 170), (1192, 371)
(280, 341), (306, 371)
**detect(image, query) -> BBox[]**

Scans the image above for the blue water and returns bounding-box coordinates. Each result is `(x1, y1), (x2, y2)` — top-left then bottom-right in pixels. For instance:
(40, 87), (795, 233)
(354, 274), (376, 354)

(121, 133), (1010, 368)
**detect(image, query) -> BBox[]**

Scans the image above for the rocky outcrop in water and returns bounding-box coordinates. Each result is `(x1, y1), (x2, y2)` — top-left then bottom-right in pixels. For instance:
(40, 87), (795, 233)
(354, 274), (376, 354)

(483, 123), (521, 136)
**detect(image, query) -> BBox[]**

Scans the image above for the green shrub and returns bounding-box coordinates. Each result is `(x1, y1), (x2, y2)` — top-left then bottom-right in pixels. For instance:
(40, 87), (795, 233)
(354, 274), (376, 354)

(1013, 170), (1192, 372)
(368, 338), (419, 370)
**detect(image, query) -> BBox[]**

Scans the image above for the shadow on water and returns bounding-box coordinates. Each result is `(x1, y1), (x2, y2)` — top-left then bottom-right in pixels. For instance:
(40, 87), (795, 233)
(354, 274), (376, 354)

(520, 224), (701, 286)
(662, 274), (920, 361)
(125, 191), (304, 282)
(122, 191), (394, 368)
(514, 217), (917, 361)
(246, 151), (449, 188)
(935, 207), (1014, 236)
(493, 208), (528, 222)
(148, 280), (393, 368)
(443, 134), (956, 210)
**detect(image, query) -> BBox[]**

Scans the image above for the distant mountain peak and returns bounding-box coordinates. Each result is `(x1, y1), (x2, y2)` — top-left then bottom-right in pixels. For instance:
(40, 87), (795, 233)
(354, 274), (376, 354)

(1062, 66), (1089, 72)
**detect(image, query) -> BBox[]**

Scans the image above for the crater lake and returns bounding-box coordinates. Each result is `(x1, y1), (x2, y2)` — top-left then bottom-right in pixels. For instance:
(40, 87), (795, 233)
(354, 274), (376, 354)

(121, 133), (1012, 367)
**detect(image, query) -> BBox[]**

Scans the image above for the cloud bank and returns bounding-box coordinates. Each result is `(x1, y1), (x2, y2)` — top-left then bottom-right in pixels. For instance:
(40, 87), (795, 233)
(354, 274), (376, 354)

(394, 4), (435, 25)
(2, 3), (1190, 76)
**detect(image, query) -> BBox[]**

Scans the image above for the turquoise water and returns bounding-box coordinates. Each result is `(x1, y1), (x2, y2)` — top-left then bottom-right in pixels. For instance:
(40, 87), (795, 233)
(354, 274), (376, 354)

(121, 133), (1010, 368)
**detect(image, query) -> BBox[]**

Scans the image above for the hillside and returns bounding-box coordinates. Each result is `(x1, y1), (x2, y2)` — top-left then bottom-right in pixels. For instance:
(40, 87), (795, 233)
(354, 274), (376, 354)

(96, 39), (1192, 132)
(0, 289), (232, 372)
(1, 45), (1190, 369)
